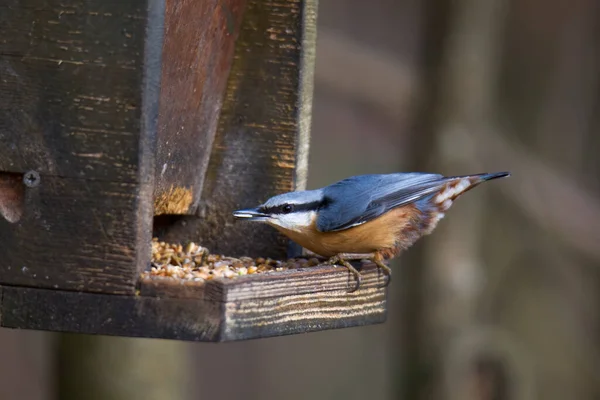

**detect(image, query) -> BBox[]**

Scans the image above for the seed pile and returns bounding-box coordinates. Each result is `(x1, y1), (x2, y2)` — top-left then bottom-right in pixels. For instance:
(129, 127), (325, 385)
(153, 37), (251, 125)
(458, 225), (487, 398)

(142, 238), (321, 283)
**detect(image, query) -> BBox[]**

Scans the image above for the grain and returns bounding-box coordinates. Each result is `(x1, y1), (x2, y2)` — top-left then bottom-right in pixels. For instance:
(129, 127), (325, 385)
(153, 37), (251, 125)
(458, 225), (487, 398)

(142, 238), (320, 283)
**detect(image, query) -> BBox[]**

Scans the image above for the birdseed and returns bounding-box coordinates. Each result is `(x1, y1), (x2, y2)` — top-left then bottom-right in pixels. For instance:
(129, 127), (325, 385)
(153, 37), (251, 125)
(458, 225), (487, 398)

(141, 238), (322, 283)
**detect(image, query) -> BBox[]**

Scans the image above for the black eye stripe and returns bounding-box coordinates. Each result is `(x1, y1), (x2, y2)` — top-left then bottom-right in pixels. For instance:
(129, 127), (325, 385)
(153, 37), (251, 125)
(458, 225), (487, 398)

(261, 200), (326, 214)
(294, 201), (324, 212)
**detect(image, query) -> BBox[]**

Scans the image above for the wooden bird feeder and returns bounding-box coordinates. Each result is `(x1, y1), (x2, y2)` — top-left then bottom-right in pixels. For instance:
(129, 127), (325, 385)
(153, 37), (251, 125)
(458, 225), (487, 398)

(0, 0), (388, 341)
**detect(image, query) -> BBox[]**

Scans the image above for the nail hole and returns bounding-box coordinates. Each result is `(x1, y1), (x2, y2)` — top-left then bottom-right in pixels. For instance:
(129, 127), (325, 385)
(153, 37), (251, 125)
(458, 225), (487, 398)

(23, 170), (40, 188)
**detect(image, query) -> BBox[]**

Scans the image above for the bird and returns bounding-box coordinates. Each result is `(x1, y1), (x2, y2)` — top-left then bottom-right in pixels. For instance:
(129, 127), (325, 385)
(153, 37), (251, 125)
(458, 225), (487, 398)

(233, 171), (510, 292)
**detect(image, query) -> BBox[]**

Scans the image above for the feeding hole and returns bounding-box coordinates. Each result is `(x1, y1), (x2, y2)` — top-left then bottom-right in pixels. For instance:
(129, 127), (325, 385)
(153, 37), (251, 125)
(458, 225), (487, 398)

(152, 214), (186, 239)
(0, 172), (26, 223)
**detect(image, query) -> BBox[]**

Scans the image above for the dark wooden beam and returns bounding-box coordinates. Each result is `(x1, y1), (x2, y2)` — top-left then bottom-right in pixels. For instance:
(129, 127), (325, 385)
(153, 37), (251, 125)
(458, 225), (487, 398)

(155, 0), (317, 259)
(153, 0), (247, 215)
(2, 286), (224, 341)
(1, 263), (387, 342)
(0, 285), (3, 324)
(0, 0), (161, 182)
(0, 177), (143, 293)
(0, 0), (164, 294)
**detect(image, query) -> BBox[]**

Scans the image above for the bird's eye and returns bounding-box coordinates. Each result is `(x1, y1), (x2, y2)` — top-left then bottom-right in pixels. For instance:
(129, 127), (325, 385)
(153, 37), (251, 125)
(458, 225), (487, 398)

(282, 204), (293, 214)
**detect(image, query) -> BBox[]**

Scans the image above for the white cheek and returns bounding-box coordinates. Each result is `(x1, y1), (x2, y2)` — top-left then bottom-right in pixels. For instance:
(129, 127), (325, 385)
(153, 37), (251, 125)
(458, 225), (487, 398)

(271, 216), (293, 230)
(269, 212), (314, 232)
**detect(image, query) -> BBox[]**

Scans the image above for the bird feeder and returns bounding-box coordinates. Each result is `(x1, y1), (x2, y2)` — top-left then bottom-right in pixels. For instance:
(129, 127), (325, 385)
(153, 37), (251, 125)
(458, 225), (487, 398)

(0, 0), (387, 341)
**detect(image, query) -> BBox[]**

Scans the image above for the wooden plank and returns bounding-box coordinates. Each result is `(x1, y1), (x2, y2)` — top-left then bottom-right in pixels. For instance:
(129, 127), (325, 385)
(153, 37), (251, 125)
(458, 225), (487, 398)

(154, 0), (247, 215)
(0, 176), (145, 293)
(1, 266), (387, 341)
(295, 0), (318, 191)
(155, 0), (316, 259)
(220, 286), (386, 341)
(0, 0), (164, 293)
(1, 286), (224, 341)
(140, 261), (387, 301)
(0, 0), (158, 182)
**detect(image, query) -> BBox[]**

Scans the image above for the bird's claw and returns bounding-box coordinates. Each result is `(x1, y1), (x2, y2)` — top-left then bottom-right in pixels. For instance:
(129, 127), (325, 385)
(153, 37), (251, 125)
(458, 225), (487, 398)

(328, 255), (392, 292)
(373, 259), (392, 289)
(328, 255), (362, 292)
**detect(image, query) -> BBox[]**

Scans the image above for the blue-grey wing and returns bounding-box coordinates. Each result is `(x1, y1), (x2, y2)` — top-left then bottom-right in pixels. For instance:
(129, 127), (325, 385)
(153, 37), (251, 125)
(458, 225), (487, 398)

(316, 172), (450, 232)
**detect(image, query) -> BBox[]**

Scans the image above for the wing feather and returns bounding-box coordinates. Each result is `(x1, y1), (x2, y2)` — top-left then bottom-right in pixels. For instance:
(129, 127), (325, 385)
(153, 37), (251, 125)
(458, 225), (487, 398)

(316, 173), (450, 232)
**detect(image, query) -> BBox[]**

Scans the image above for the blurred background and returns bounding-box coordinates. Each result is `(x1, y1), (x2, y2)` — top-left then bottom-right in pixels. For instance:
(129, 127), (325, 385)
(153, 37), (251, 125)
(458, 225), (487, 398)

(2, 0), (600, 399)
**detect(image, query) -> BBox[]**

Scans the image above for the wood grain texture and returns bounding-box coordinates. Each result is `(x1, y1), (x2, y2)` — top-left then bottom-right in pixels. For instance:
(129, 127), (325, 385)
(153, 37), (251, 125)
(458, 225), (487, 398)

(140, 261), (387, 301)
(0, 0), (165, 294)
(0, 0), (154, 181)
(0, 177), (143, 293)
(155, 0), (316, 258)
(1, 286), (224, 341)
(1, 263), (387, 341)
(295, 0), (318, 192)
(220, 287), (385, 341)
(154, 0), (247, 215)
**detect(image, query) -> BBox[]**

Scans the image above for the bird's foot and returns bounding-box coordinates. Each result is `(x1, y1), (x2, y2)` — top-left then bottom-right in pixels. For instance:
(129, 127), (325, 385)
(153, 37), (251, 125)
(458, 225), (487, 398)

(200, 248), (210, 266)
(333, 252), (392, 289)
(328, 254), (362, 293)
(302, 249), (327, 259)
(372, 258), (392, 289)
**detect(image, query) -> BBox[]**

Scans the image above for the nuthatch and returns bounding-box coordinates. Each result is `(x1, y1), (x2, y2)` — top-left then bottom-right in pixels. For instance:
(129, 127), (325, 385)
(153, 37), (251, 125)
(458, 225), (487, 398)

(233, 171), (510, 292)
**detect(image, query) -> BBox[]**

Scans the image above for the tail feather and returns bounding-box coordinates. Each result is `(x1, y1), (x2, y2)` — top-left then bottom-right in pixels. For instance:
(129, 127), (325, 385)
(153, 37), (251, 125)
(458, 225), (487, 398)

(434, 171), (510, 206)
(477, 171), (511, 181)
(454, 171), (511, 182)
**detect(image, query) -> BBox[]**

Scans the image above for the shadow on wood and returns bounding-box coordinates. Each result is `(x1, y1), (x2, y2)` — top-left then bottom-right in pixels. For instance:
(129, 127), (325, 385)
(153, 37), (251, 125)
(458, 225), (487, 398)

(154, 0), (247, 215)
(154, 0), (316, 260)
(1, 262), (387, 342)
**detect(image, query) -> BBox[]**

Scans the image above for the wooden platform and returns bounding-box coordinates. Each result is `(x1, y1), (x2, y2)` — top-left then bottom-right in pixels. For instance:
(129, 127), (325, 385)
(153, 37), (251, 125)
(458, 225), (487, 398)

(0, 262), (387, 342)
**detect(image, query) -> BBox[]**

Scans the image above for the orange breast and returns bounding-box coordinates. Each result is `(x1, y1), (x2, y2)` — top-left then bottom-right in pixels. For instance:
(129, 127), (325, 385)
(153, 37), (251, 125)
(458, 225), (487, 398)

(271, 204), (424, 258)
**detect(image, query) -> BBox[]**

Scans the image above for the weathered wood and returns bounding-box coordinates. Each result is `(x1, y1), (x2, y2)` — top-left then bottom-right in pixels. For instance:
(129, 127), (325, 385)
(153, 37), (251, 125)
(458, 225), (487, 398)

(154, 0), (247, 215)
(140, 261), (387, 301)
(0, 0), (164, 294)
(294, 0), (318, 191)
(0, 177), (146, 293)
(2, 286), (224, 341)
(0, 0), (156, 182)
(221, 285), (385, 341)
(1, 263), (387, 342)
(155, 0), (316, 259)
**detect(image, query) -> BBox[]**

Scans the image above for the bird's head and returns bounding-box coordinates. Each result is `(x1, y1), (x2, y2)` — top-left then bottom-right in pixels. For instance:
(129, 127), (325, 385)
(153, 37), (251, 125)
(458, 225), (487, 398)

(233, 189), (325, 232)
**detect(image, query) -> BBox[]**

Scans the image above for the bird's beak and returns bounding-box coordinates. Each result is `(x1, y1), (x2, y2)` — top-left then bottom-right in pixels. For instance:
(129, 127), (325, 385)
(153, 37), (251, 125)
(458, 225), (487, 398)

(232, 208), (269, 221)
